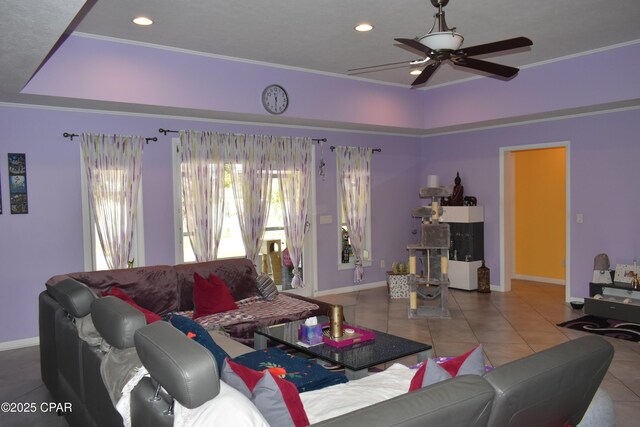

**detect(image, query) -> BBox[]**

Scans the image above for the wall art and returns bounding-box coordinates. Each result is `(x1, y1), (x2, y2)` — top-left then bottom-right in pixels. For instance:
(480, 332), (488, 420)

(8, 153), (28, 214)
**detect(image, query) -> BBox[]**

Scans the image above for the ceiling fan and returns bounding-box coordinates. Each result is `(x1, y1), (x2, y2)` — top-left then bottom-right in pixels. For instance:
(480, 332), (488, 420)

(351, 0), (533, 86)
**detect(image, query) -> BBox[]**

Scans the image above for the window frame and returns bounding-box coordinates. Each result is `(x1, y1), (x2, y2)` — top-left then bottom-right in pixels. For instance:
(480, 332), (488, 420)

(172, 137), (318, 296)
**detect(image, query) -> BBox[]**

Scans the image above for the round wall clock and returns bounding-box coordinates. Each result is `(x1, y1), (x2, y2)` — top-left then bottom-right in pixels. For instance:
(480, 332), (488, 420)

(261, 84), (289, 115)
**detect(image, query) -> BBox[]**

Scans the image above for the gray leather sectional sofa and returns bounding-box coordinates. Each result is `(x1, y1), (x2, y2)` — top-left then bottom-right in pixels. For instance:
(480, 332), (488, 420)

(40, 274), (614, 427)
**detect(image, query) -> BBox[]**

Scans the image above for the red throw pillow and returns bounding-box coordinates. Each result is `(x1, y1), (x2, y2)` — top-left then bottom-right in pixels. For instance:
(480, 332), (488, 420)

(193, 272), (238, 319)
(222, 359), (309, 427)
(101, 287), (162, 324)
(409, 345), (485, 391)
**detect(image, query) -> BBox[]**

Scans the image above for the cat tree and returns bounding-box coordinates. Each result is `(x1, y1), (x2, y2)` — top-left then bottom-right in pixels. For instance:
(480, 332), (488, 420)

(407, 176), (451, 318)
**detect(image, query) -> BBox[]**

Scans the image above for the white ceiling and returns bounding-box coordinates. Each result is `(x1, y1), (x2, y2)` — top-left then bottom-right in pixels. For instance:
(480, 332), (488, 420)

(1, 0), (639, 132)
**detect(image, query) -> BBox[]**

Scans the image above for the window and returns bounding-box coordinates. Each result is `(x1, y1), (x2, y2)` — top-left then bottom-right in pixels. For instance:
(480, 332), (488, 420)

(80, 157), (145, 271)
(173, 138), (315, 291)
(337, 181), (371, 269)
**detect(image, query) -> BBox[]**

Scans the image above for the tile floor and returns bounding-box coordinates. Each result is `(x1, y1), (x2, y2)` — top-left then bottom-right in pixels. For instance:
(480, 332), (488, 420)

(1, 279), (639, 426)
(315, 280), (640, 427)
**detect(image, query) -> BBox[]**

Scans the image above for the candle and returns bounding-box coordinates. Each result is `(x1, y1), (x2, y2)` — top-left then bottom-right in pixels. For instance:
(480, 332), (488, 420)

(431, 201), (439, 221)
(441, 256), (448, 275)
(410, 291), (417, 309)
(427, 175), (439, 188)
(409, 256), (417, 275)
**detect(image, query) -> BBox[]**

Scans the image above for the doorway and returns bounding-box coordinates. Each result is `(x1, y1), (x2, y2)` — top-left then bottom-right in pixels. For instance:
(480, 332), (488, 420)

(499, 142), (571, 302)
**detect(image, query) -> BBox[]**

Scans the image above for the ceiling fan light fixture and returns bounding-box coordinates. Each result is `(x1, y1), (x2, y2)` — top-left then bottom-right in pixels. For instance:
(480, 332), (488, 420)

(132, 16), (153, 26)
(354, 23), (374, 32)
(419, 31), (463, 51)
(410, 69), (423, 76)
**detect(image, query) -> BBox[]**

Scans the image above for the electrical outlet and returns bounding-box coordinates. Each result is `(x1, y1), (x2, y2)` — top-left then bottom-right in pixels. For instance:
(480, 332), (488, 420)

(576, 213), (584, 224)
(380, 260), (385, 269)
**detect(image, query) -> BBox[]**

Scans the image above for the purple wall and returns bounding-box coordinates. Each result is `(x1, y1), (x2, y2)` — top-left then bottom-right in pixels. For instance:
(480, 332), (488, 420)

(420, 108), (640, 297)
(2, 34), (639, 344)
(23, 35), (425, 130)
(421, 42), (640, 129)
(0, 105), (421, 343)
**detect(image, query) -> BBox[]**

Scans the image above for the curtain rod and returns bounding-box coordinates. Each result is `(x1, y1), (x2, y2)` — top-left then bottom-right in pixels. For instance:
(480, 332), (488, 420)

(159, 128), (327, 143)
(330, 145), (382, 153)
(63, 132), (158, 144)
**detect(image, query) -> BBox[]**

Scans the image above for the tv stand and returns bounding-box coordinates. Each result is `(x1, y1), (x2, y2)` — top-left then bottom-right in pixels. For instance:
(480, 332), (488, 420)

(584, 282), (640, 323)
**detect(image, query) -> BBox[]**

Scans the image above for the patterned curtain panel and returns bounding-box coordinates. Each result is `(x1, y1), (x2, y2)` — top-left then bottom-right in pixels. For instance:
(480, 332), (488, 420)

(336, 146), (372, 283)
(276, 137), (312, 288)
(80, 133), (144, 270)
(227, 134), (275, 263)
(179, 131), (227, 261)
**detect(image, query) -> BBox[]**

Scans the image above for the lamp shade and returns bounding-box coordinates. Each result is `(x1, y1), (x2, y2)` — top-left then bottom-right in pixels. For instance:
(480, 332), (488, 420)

(419, 32), (464, 51)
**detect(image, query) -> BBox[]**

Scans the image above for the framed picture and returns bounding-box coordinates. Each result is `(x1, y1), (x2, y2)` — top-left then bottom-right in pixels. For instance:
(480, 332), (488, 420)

(614, 263), (638, 283)
(8, 153), (28, 214)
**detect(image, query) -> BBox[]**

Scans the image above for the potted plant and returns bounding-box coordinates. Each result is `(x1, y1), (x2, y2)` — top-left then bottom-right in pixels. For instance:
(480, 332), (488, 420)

(387, 261), (410, 299)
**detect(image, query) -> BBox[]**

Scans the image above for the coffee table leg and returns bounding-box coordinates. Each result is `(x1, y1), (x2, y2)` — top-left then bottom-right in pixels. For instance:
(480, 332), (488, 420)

(417, 348), (432, 363)
(254, 333), (267, 350)
(345, 368), (368, 381)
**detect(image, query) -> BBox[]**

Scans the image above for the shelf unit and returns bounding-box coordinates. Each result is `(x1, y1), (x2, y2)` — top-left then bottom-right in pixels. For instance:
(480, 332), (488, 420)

(440, 206), (484, 291)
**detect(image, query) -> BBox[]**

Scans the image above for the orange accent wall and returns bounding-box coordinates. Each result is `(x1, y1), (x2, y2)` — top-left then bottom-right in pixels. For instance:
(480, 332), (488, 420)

(514, 147), (566, 280)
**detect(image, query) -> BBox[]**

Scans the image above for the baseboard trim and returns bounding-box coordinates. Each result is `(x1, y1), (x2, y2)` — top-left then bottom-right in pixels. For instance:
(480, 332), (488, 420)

(513, 274), (565, 285)
(314, 281), (387, 297)
(0, 336), (39, 352)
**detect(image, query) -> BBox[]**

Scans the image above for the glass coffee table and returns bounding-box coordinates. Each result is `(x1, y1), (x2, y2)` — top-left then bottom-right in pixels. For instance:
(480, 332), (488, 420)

(254, 317), (432, 380)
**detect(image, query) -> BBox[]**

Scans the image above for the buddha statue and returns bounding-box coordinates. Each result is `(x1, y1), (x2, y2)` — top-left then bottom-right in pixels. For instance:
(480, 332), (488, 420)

(450, 172), (464, 206)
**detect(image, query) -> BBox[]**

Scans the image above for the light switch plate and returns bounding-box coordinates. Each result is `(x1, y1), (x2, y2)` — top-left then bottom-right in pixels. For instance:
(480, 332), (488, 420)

(319, 215), (333, 225)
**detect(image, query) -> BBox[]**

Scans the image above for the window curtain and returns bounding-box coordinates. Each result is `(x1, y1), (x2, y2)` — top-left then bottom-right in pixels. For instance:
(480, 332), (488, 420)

(179, 131), (227, 262)
(80, 133), (144, 270)
(275, 137), (312, 288)
(336, 146), (372, 283)
(227, 134), (275, 263)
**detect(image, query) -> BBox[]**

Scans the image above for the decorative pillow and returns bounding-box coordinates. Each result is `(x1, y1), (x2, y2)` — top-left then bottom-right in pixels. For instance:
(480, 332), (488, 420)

(193, 273), (238, 319)
(101, 287), (162, 324)
(222, 359), (309, 427)
(165, 314), (229, 375)
(221, 358), (264, 399)
(409, 345), (485, 391)
(256, 273), (279, 301)
(253, 371), (309, 427)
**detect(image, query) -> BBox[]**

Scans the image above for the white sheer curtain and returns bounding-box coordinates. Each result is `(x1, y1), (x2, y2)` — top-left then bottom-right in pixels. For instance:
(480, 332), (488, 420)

(80, 133), (144, 270)
(179, 131), (227, 262)
(227, 134), (275, 263)
(336, 146), (372, 283)
(275, 137), (312, 288)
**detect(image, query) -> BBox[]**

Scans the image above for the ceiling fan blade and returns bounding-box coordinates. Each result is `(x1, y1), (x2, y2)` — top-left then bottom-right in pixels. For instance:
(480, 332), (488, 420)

(348, 60), (412, 73)
(395, 38), (436, 56)
(451, 57), (519, 78)
(455, 37), (532, 57)
(411, 61), (441, 86)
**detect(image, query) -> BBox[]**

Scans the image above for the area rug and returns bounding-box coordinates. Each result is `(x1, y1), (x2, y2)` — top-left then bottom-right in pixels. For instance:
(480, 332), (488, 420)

(558, 315), (640, 342)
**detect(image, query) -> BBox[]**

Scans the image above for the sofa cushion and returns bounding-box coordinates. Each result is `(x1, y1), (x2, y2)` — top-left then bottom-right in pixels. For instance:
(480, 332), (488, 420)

(66, 265), (179, 315)
(221, 358), (264, 399)
(410, 345), (484, 391)
(46, 278), (97, 318)
(193, 273), (238, 319)
(165, 314), (229, 375)
(256, 273), (278, 301)
(102, 287), (162, 324)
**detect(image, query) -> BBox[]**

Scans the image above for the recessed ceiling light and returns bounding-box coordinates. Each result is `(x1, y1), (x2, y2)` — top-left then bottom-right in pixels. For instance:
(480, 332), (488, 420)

(354, 23), (373, 32)
(133, 16), (153, 26)
(410, 69), (422, 76)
